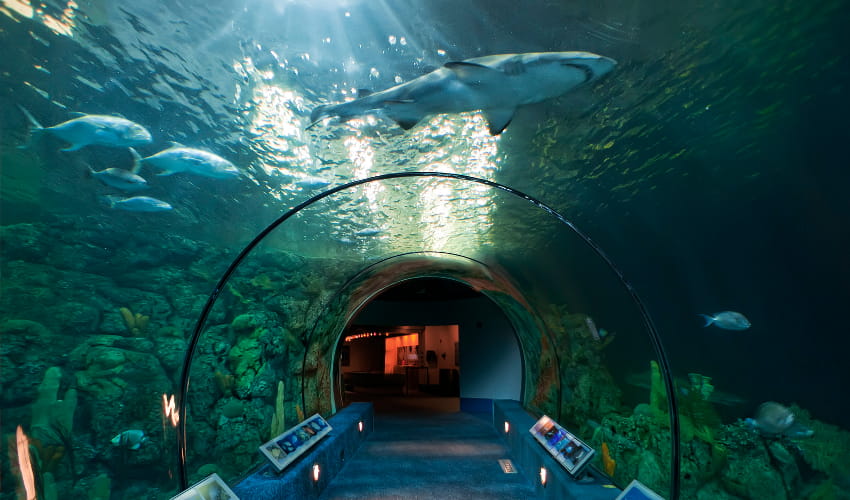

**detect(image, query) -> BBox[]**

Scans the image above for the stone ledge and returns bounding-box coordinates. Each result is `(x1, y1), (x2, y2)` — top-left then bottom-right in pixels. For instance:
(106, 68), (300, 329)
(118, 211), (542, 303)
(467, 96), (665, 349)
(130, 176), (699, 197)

(233, 402), (374, 500)
(494, 399), (622, 500)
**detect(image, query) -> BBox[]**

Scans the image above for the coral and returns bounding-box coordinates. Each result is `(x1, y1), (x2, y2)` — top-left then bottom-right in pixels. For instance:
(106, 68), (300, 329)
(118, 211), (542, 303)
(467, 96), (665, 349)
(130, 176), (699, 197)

(270, 380), (286, 438)
(221, 399), (244, 419)
(794, 408), (850, 478)
(32, 367), (76, 437)
(88, 473), (111, 500)
(648, 360), (668, 418)
(295, 404), (304, 423)
(214, 371), (235, 396)
(119, 307), (149, 335)
(601, 441), (617, 476)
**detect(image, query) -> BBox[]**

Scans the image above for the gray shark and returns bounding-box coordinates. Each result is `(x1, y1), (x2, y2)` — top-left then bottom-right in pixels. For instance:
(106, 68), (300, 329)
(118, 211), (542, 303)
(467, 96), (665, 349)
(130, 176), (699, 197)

(309, 51), (616, 135)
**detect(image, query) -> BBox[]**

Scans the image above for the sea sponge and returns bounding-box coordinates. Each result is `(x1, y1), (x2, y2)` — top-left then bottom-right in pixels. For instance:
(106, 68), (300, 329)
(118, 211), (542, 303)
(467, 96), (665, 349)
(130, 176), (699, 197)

(32, 367), (76, 435)
(649, 360), (668, 418)
(270, 381), (286, 437)
(119, 307), (149, 335)
(601, 441), (617, 476)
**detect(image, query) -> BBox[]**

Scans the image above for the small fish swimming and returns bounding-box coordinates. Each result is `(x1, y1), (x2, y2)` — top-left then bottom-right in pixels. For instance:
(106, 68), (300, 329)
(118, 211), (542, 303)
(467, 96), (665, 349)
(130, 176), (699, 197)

(699, 311), (751, 330)
(745, 401), (813, 438)
(355, 227), (382, 237)
(90, 150), (149, 191)
(296, 176), (331, 189)
(104, 195), (172, 212)
(111, 429), (148, 450)
(18, 106), (152, 151)
(132, 143), (240, 179)
(310, 51), (616, 135)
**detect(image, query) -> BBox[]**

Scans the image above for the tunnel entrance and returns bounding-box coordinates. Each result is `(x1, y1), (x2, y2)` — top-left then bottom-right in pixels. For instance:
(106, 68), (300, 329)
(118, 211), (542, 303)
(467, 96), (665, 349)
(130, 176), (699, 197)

(333, 277), (523, 415)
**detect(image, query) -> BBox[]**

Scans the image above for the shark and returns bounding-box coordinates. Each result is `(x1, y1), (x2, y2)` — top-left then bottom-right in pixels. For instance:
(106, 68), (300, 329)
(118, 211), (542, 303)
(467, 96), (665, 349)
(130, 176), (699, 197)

(309, 51), (616, 135)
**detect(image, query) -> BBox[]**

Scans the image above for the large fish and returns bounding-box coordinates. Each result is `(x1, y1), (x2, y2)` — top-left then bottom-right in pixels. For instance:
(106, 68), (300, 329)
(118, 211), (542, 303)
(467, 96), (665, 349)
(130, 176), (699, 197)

(132, 143), (240, 179)
(18, 106), (152, 151)
(310, 51), (616, 135)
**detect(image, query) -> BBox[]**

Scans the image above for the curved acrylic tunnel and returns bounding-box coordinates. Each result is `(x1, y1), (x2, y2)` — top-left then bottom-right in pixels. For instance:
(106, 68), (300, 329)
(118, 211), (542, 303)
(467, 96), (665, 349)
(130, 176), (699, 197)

(177, 172), (681, 498)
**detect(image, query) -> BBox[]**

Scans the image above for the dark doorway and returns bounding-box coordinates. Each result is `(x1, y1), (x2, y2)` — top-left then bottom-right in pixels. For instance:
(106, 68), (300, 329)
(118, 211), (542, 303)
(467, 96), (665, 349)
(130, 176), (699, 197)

(336, 279), (475, 414)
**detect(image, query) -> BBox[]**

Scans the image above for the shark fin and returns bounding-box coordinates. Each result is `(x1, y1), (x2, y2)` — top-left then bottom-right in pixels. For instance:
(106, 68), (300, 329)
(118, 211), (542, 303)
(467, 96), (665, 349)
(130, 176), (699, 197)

(392, 117), (420, 130)
(168, 141), (185, 148)
(61, 143), (86, 152)
(483, 108), (515, 135)
(68, 111), (88, 118)
(156, 169), (178, 176)
(444, 61), (505, 86)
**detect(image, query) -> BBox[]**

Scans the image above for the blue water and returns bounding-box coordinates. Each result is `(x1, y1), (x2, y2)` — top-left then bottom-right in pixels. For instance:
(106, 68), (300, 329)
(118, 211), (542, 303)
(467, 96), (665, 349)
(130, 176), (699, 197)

(1, 0), (848, 499)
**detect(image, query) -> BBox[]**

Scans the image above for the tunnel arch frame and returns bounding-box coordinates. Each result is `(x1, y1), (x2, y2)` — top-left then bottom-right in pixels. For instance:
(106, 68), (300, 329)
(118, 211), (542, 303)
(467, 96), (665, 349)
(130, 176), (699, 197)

(316, 256), (533, 414)
(176, 171), (682, 499)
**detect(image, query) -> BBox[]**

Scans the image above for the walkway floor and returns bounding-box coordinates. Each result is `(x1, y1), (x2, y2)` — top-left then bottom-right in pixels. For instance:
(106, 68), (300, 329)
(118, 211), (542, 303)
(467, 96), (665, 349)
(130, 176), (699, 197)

(319, 397), (539, 500)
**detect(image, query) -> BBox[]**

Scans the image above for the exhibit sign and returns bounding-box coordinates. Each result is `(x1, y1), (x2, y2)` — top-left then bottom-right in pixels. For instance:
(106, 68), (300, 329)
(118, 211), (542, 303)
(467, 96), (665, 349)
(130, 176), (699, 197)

(529, 415), (595, 476)
(170, 473), (239, 500)
(260, 413), (332, 472)
(615, 479), (665, 500)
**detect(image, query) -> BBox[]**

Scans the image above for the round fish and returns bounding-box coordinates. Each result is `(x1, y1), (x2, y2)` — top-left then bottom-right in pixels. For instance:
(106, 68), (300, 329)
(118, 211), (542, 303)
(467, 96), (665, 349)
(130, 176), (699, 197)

(19, 106), (152, 151)
(744, 401), (813, 438)
(699, 311), (751, 330)
(111, 429), (148, 450)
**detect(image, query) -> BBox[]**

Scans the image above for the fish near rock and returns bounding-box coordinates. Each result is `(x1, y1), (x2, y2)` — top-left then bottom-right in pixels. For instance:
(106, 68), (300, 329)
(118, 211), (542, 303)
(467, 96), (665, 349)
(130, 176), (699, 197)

(18, 106), (152, 151)
(745, 401), (814, 438)
(132, 143), (240, 179)
(699, 311), (751, 330)
(104, 195), (172, 212)
(111, 429), (148, 450)
(310, 51), (617, 135)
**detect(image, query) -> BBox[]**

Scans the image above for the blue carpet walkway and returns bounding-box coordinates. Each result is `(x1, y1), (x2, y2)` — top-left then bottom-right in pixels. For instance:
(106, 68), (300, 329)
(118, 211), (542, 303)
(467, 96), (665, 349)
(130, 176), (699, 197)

(319, 411), (539, 500)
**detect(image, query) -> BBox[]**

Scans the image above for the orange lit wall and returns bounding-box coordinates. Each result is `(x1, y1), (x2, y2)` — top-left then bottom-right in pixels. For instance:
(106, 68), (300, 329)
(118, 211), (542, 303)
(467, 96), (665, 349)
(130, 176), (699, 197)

(384, 333), (419, 374)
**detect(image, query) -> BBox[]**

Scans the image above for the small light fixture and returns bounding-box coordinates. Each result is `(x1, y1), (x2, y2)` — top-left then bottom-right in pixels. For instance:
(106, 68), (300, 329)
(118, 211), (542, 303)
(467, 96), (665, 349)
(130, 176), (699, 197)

(358, 421), (364, 432)
(312, 464), (320, 482)
(504, 421), (510, 433)
(539, 466), (547, 486)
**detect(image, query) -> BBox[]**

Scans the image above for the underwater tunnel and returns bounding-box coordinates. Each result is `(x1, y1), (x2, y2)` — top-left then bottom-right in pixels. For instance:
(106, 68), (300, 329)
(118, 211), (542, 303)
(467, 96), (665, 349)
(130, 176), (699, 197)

(174, 172), (681, 498)
(2, 1), (848, 499)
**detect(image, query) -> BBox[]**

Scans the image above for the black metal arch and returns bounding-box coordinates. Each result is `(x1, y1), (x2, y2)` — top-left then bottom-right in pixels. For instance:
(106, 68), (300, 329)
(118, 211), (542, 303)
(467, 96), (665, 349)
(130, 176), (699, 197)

(175, 171), (681, 499)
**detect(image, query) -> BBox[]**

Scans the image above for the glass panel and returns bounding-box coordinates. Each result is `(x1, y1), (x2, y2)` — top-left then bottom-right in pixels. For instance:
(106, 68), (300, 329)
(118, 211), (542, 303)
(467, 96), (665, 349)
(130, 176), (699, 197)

(181, 174), (673, 496)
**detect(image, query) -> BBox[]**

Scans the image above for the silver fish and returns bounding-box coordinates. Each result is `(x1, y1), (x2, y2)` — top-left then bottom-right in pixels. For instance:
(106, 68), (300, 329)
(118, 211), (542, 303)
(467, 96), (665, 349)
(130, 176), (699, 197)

(355, 227), (382, 237)
(745, 401), (813, 438)
(18, 106), (152, 151)
(105, 195), (172, 212)
(296, 176), (331, 189)
(90, 152), (149, 191)
(699, 311), (751, 330)
(133, 143), (240, 179)
(111, 429), (148, 450)
(310, 51), (616, 135)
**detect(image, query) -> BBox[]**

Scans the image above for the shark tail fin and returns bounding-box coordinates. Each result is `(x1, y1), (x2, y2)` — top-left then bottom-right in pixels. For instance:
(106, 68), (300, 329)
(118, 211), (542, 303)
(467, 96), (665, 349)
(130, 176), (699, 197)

(129, 147), (144, 174)
(17, 105), (45, 149)
(698, 314), (714, 327)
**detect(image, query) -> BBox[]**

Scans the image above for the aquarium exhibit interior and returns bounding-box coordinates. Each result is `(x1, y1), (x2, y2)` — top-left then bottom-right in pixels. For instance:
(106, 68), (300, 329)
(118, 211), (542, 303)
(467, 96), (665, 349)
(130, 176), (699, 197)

(1, 0), (848, 499)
